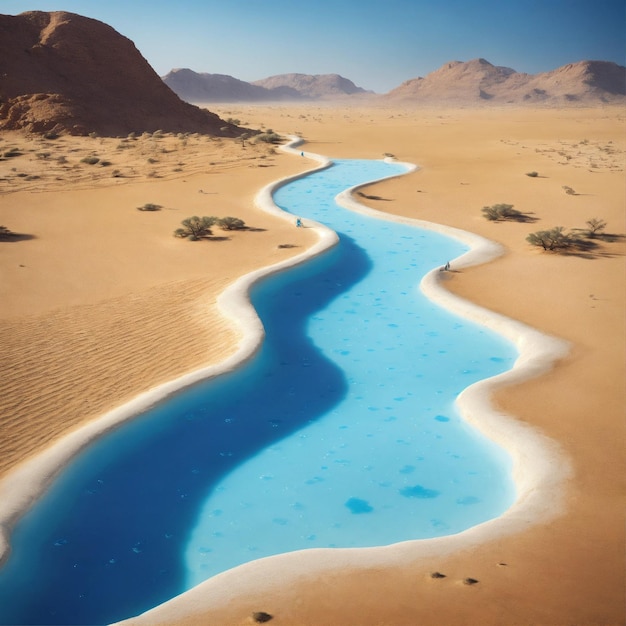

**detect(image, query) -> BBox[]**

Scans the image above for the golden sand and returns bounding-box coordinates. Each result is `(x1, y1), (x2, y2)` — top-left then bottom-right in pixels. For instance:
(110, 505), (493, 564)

(1, 105), (624, 625)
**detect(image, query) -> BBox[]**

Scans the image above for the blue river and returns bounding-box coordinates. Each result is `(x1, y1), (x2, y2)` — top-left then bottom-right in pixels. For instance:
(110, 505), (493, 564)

(0, 159), (517, 625)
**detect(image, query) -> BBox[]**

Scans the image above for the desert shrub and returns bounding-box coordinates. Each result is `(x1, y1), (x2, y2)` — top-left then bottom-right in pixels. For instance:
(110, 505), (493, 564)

(4, 148), (22, 158)
(562, 185), (576, 195)
(526, 227), (573, 251)
(584, 218), (607, 237)
(81, 156), (100, 165)
(525, 171), (539, 177)
(217, 216), (246, 230)
(36, 152), (51, 160)
(174, 216), (218, 240)
(0, 225), (17, 238)
(137, 203), (162, 211)
(226, 118), (240, 126)
(99, 160), (112, 167)
(253, 132), (282, 144)
(481, 203), (524, 221)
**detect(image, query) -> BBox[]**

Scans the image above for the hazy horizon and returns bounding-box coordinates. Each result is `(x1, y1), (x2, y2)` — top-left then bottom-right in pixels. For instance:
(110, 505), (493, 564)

(3, 0), (625, 93)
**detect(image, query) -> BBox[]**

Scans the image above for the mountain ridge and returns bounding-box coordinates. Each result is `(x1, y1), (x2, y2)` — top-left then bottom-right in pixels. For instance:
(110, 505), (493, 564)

(165, 58), (625, 105)
(384, 58), (625, 103)
(1, 9), (623, 139)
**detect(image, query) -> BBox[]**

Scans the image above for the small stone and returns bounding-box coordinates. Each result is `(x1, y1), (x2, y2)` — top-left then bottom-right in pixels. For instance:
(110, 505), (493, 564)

(463, 577), (479, 585)
(430, 571), (446, 579)
(252, 611), (273, 623)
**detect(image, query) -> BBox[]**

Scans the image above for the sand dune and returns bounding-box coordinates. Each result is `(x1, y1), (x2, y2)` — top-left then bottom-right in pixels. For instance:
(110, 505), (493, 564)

(1, 105), (624, 626)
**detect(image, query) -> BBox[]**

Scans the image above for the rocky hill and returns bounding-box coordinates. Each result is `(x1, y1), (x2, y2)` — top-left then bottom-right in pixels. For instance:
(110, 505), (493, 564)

(385, 58), (626, 104)
(252, 73), (369, 99)
(0, 11), (240, 136)
(164, 70), (369, 102)
(162, 68), (302, 103)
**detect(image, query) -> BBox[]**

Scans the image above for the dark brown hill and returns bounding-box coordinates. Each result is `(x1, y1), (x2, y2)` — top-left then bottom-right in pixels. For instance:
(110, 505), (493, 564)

(0, 11), (239, 136)
(385, 58), (626, 104)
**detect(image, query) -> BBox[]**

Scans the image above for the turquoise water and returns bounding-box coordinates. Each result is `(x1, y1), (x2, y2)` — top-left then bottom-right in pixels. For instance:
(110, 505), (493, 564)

(0, 159), (517, 625)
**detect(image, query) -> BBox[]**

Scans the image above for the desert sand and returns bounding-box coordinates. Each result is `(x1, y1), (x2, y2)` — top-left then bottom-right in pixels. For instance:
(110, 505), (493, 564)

(0, 105), (624, 626)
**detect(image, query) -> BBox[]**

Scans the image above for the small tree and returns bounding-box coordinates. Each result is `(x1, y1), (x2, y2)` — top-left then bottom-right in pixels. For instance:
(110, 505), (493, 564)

(585, 218), (607, 237)
(217, 216), (246, 230)
(526, 227), (572, 251)
(174, 216), (217, 240)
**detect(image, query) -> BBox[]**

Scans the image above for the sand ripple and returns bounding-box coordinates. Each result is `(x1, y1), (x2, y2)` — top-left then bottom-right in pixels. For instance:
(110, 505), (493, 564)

(0, 278), (239, 478)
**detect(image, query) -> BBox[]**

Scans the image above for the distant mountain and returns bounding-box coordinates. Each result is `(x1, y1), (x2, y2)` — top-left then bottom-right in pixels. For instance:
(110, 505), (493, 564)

(0, 11), (240, 136)
(252, 73), (370, 99)
(164, 70), (371, 102)
(385, 58), (626, 104)
(162, 68), (302, 102)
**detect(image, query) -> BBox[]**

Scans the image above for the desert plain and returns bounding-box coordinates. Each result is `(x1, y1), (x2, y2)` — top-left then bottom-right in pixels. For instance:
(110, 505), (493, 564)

(0, 104), (624, 626)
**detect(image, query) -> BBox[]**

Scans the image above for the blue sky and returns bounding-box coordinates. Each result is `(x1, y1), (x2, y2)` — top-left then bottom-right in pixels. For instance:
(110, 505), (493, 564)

(3, 0), (625, 92)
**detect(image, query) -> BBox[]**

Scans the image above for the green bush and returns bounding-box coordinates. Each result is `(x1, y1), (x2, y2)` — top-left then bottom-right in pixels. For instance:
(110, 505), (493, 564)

(81, 156), (100, 165)
(137, 203), (162, 211)
(526, 227), (572, 251)
(481, 203), (524, 221)
(217, 216), (246, 230)
(253, 132), (282, 144)
(174, 216), (218, 240)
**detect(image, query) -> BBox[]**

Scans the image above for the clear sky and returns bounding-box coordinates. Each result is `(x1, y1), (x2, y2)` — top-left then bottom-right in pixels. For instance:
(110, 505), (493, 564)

(3, 0), (625, 92)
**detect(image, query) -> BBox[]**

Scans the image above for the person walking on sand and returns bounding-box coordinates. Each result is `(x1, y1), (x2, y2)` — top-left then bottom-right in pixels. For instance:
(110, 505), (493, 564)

(296, 217), (302, 227)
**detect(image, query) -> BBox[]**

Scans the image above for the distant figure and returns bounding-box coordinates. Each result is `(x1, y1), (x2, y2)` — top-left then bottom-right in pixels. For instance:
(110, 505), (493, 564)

(296, 217), (302, 227)
(445, 261), (451, 271)
(300, 151), (304, 157)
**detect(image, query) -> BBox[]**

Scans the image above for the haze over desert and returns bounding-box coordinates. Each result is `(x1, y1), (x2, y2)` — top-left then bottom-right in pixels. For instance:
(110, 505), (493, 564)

(1, 5), (625, 626)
